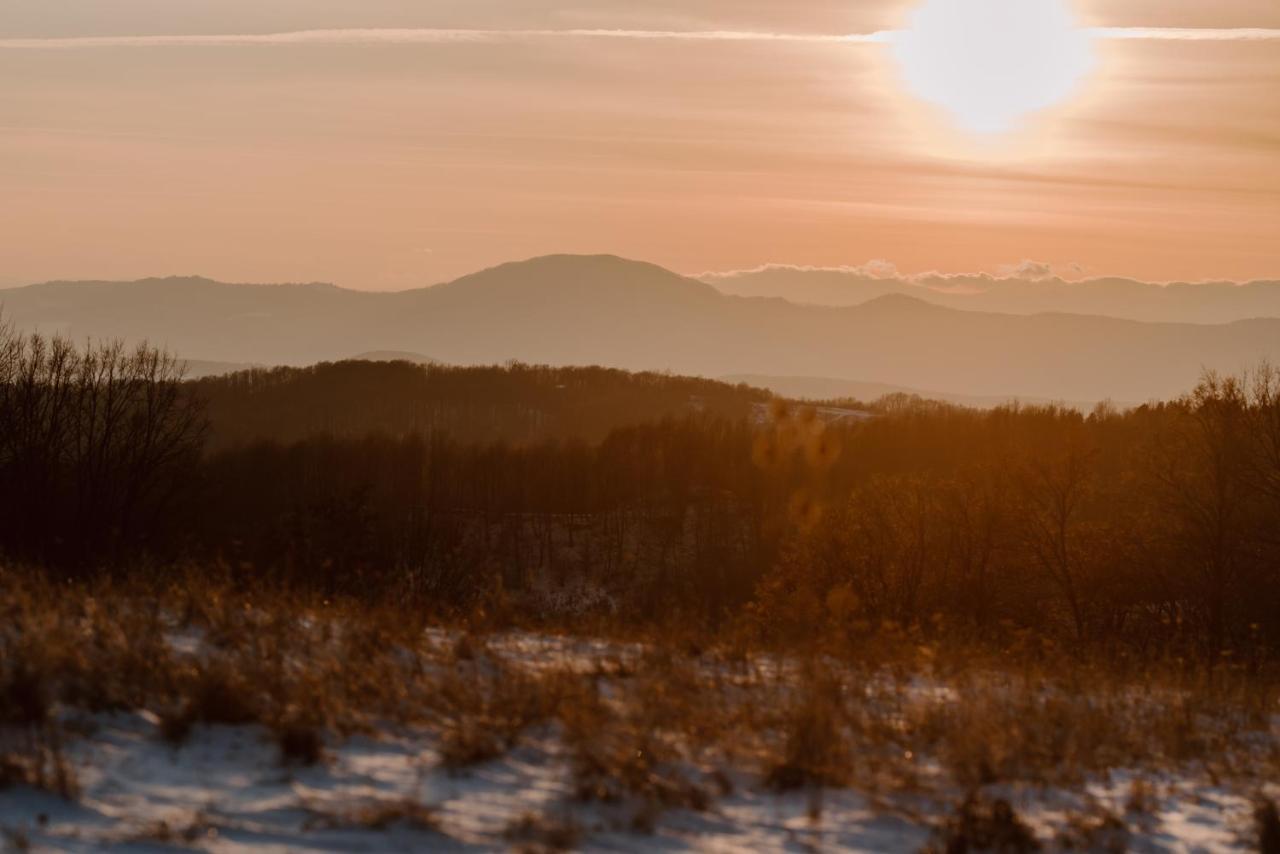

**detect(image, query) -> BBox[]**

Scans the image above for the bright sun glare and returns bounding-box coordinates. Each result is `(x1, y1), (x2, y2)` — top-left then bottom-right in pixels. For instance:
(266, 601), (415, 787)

(892, 0), (1095, 134)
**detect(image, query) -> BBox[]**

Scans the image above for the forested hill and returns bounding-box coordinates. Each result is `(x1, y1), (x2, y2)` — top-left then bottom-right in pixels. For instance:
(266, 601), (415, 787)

(191, 360), (771, 448)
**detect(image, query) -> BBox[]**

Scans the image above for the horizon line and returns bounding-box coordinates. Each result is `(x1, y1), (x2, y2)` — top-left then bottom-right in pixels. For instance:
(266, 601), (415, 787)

(6, 257), (1280, 293)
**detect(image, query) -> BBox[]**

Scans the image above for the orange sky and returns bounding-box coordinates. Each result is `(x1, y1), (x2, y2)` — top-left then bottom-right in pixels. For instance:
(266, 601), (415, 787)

(1, 0), (1277, 290)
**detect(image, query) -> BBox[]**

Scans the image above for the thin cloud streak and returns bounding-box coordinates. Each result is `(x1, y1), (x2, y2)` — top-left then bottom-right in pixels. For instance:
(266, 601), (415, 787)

(1091, 27), (1280, 41)
(0, 28), (892, 50)
(3, 26), (1278, 51)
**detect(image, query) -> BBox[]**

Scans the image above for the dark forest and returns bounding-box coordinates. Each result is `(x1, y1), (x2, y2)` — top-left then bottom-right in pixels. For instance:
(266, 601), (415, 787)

(3, 324), (1278, 655)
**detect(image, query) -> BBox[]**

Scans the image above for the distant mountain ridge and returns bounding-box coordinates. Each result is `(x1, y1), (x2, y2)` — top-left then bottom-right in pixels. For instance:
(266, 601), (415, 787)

(703, 266), (1280, 324)
(3, 254), (1279, 403)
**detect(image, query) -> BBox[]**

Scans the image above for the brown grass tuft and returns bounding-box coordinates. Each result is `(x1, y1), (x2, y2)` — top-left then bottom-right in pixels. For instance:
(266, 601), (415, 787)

(0, 730), (79, 800)
(764, 673), (851, 791)
(1124, 778), (1156, 817)
(927, 793), (1042, 853)
(569, 733), (710, 812)
(308, 799), (442, 834)
(434, 665), (566, 770)
(1258, 799), (1280, 854)
(438, 719), (511, 769)
(273, 715), (326, 766)
(1055, 809), (1127, 853)
(159, 662), (262, 744)
(561, 686), (711, 814)
(503, 811), (582, 853)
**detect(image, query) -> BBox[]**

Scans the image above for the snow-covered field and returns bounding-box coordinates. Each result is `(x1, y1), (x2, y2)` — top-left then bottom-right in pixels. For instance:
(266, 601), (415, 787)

(2, 710), (927, 852)
(1, 626), (1276, 852)
(1, 709), (1269, 852)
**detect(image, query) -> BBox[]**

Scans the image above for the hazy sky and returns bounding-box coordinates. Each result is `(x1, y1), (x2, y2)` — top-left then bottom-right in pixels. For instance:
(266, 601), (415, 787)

(2, 1), (1278, 290)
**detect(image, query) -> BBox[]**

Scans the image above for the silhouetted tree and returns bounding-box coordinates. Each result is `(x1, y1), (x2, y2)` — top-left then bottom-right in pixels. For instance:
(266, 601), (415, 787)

(0, 321), (205, 570)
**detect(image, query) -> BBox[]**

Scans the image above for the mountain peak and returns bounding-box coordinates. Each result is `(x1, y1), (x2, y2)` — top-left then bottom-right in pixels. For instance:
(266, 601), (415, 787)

(435, 254), (720, 301)
(469, 253), (688, 280)
(855, 293), (946, 312)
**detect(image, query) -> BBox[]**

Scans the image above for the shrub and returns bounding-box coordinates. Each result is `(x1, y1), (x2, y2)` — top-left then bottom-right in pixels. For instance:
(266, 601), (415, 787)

(434, 665), (565, 770)
(159, 662), (262, 744)
(764, 674), (851, 791)
(928, 793), (1041, 853)
(274, 717), (326, 766)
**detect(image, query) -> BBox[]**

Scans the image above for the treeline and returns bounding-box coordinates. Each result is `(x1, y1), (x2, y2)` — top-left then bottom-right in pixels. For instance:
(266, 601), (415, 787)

(190, 419), (775, 618)
(2, 322), (1278, 654)
(756, 378), (1280, 654)
(191, 360), (768, 447)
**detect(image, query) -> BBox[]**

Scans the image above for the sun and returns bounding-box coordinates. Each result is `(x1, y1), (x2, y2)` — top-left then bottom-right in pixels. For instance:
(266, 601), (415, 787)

(891, 0), (1095, 134)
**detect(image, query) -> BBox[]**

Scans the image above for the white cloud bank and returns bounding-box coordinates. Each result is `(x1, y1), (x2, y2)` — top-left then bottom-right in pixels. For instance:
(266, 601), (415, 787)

(697, 260), (1100, 285)
(1, 26), (1277, 50)
(696, 260), (901, 281)
(997, 260), (1055, 280)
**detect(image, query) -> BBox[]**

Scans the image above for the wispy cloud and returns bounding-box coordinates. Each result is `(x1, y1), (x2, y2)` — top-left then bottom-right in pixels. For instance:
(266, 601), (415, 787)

(1091, 27), (1280, 41)
(0, 28), (892, 50)
(2, 26), (1277, 51)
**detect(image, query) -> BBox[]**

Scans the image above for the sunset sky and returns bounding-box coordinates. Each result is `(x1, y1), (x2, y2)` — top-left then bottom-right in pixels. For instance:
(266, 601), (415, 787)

(2, 0), (1278, 290)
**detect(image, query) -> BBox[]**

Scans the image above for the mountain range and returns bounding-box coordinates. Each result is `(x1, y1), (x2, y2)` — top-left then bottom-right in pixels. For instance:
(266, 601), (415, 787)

(704, 266), (1280, 324)
(3, 254), (1278, 404)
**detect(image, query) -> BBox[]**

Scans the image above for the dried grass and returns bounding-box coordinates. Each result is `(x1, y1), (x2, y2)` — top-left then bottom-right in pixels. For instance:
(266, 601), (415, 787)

(0, 731), (78, 800)
(503, 811), (582, 853)
(0, 564), (1276, 834)
(925, 793), (1042, 853)
(306, 798), (442, 834)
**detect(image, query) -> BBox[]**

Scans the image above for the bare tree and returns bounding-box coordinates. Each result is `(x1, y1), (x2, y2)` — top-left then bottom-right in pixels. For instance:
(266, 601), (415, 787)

(0, 323), (207, 570)
(1151, 371), (1258, 651)
(1015, 444), (1098, 642)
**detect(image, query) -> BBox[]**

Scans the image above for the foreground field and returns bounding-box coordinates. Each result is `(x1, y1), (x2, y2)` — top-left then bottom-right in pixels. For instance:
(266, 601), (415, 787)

(2, 573), (1279, 852)
(5, 707), (1268, 852)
